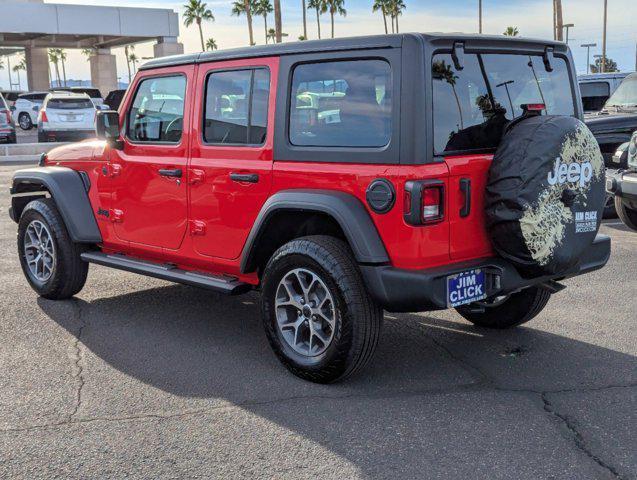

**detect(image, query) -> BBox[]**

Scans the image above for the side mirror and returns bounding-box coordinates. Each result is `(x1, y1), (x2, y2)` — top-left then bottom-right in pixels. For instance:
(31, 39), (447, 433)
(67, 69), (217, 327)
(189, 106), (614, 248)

(32, 105), (40, 112)
(10, 106), (16, 112)
(96, 110), (124, 150)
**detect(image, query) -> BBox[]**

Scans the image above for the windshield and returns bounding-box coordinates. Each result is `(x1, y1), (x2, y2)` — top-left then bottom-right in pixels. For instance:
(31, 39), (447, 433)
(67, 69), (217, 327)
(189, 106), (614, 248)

(433, 53), (575, 154)
(605, 76), (637, 109)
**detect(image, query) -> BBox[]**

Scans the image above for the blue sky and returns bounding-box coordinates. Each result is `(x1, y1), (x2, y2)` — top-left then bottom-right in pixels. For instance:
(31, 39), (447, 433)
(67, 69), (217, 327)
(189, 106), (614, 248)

(1, 0), (636, 89)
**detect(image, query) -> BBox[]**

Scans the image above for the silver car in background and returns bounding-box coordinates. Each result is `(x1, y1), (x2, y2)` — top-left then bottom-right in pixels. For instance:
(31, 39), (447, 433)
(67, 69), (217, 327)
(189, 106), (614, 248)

(37, 92), (97, 143)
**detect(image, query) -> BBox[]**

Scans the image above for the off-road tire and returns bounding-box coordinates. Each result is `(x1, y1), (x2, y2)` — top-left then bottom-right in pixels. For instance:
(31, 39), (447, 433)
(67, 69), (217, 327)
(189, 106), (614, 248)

(18, 198), (89, 299)
(455, 286), (551, 329)
(614, 196), (637, 231)
(261, 235), (383, 383)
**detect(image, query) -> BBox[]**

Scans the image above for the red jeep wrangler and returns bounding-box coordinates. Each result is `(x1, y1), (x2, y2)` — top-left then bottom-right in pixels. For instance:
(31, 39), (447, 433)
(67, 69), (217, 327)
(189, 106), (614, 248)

(10, 34), (610, 383)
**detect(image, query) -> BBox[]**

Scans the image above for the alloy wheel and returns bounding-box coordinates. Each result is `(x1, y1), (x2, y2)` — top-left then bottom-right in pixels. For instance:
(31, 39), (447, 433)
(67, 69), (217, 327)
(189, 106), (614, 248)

(23, 220), (55, 282)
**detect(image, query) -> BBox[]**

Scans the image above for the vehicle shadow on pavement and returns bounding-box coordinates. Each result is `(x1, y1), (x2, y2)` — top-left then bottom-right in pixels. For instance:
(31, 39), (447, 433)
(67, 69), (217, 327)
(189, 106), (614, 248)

(36, 284), (637, 478)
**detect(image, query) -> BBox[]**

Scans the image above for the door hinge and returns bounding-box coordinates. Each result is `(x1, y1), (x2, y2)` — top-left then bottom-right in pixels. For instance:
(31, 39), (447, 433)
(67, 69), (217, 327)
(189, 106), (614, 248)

(189, 169), (205, 185)
(189, 220), (207, 236)
(110, 209), (124, 223)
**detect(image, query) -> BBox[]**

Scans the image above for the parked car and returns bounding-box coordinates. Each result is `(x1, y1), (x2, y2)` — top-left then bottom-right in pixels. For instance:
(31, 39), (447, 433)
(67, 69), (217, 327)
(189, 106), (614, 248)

(607, 130), (637, 230)
(0, 93), (17, 144)
(12, 92), (48, 130)
(103, 89), (127, 111)
(37, 92), (96, 143)
(0, 90), (25, 108)
(50, 87), (104, 108)
(585, 72), (637, 168)
(9, 34), (610, 383)
(579, 72), (631, 113)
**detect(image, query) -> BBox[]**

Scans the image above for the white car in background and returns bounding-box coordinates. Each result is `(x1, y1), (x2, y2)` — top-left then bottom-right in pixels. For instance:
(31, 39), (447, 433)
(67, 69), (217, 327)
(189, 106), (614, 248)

(50, 87), (105, 108)
(12, 92), (48, 130)
(37, 92), (97, 143)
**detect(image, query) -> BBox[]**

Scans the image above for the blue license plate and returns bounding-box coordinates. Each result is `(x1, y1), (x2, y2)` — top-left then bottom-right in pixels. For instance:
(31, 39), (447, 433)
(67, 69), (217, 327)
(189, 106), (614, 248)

(447, 269), (487, 307)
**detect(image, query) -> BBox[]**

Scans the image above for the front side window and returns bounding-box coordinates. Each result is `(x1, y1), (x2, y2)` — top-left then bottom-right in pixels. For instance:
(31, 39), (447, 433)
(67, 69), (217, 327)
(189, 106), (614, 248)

(289, 59), (392, 148)
(432, 53), (575, 154)
(127, 75), (186, 143)
(203, 68), (270, 145)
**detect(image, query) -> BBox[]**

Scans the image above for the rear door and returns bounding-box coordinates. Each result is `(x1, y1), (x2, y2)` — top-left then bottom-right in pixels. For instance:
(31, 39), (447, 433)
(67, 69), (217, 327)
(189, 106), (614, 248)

(432, 51), (577, 261)
(188, 57), (277, 260)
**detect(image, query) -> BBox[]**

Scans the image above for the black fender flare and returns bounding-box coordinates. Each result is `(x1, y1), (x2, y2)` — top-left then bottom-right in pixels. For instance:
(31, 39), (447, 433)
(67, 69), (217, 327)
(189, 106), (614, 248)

(240, 189), (389, 273)
(10, 166), (102, 243)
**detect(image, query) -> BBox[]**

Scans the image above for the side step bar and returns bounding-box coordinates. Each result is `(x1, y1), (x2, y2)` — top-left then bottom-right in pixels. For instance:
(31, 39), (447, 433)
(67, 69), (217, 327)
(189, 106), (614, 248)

(81, 252), (252, 295)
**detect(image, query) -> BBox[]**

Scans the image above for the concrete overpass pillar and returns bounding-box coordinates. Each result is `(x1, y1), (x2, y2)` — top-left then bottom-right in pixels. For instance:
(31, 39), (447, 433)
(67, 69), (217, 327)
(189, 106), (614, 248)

(25, 47), (50, 92)
(153, 37), (184, 58)
(90, 49), (118, 97)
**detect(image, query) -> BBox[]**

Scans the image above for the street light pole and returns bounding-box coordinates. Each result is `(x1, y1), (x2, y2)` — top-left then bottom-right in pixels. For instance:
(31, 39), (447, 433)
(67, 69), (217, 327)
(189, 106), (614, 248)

(581, 43), (597, 74)
(563, 23), (574, 44)
(602, 0), (608, 73)
(478, 0), (482, 34)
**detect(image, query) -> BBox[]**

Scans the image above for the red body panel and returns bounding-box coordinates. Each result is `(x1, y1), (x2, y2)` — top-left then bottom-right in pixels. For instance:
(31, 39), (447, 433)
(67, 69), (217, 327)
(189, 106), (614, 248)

(44, 58), (496, 282)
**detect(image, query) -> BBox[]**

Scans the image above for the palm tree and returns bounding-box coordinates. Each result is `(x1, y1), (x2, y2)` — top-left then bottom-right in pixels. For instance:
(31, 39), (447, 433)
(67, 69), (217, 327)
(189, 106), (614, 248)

(128, 53), (139, 75)
(124, 45), (135, 84)
(372, 0), (389, 34)
(307, 0), (325, 39)
(48, 49), (62, 88)
(273, 0), (282, 43)
(433, 60), (463, 129)
(12, 57), (26, 91)
(267, 28), (277, 43)
(184, 0), (215, 52)
(325, 0), (346, 38)
(206, 38), (218, 51)
(503, 26), (519, 37)
(56, 49), (68, 87)
(388, 0), (405, 33)
(232, 1), (256, 46)
(301, 0), (308, 40)
(253, 0), (273, 44)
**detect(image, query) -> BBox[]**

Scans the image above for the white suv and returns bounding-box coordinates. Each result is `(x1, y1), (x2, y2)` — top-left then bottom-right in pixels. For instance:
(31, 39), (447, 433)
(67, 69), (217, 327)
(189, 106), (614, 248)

(13, 92), (49, 130)
(37, 92), (97, 143)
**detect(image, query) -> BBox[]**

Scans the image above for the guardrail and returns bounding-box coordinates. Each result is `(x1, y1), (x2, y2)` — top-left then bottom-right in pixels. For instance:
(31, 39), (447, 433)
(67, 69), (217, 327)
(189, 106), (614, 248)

(0, 142), (71, 163)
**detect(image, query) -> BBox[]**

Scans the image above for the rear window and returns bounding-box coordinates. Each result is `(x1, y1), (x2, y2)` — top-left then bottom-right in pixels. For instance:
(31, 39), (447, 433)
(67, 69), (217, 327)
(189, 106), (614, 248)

(580, 81), (610, 98)
(289, 59), (392, 148)
(20, 93), (48, 102)
(47, 98), (94, 110)
(73, 88), (102, 99)
(433, 53), (575, 154)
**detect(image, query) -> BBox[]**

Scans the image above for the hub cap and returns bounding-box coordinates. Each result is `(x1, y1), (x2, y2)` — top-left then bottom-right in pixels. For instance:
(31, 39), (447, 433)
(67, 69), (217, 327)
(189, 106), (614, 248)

(19, 115), (31, 129)
(24, 220), (55, 282)
(275, 268), (337, 357)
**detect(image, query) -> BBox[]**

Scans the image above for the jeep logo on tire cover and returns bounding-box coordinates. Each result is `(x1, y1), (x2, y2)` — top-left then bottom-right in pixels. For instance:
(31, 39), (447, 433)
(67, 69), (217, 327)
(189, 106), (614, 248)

(547, 157), (593, 188)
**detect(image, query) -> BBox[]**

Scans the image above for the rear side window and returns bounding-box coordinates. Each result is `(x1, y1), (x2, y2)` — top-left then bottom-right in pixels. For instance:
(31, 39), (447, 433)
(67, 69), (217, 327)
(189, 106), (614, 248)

(432, 53), (575, 154)
(289, 59), (392, 148)
(20, 93), (47, 102)
(127, 75), (186, 143)
(204, 68), (270, 145)
(74, 88), (101, 98)
(47, 98), (94, 109)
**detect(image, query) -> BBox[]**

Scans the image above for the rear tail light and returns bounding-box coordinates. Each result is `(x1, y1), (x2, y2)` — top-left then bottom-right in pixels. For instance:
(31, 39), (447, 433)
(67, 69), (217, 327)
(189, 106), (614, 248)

(5, 110), (12, 124)
(404, 180), (445, 226)
(39, 110), (48, 124)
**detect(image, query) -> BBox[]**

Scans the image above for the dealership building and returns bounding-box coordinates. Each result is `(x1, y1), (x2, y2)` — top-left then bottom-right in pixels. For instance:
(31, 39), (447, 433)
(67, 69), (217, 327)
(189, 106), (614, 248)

(0, 0), (183, 95)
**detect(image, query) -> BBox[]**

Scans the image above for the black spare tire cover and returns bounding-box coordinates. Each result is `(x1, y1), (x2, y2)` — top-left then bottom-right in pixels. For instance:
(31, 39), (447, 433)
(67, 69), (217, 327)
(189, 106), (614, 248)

(485, 115), (605, 276)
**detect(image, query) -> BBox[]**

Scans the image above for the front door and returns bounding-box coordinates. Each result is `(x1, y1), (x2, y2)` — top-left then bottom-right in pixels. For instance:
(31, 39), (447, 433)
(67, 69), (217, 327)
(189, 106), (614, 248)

(188, 58), (277, 260)
(109, 67), (194, 251)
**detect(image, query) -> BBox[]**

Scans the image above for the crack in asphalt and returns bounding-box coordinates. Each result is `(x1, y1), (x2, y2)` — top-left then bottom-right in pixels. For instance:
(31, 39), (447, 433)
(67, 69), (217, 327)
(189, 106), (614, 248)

(542, 392), (624, 480)
(67, 299), (86, 422)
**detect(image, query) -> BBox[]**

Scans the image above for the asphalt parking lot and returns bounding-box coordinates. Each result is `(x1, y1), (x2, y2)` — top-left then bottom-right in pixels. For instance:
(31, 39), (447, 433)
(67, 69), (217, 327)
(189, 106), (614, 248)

(0, 162), (635, 479)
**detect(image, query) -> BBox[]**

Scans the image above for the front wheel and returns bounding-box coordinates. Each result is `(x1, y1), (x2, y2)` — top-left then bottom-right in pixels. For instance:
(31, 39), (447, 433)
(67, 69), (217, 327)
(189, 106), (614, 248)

(261, 236), (383, 383)
(455, 286), (551, 329)
(614, 196), (637, 231)
(18, 198), (89, 299)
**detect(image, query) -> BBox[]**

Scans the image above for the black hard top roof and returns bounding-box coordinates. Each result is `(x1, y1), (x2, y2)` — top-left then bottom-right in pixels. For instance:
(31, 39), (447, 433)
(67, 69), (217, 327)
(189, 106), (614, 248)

(139, 33), (566, 71)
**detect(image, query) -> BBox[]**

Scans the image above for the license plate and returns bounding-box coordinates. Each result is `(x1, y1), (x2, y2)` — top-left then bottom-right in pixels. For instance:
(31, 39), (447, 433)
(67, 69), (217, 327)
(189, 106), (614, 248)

(447, 269), (487, 307)
(65, 115), (77, 122)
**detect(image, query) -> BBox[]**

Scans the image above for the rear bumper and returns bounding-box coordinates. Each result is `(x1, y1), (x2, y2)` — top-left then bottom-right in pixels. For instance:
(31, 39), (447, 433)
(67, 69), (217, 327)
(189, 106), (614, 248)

(360, 234), (611, 313)
(607, 169), (637, 208)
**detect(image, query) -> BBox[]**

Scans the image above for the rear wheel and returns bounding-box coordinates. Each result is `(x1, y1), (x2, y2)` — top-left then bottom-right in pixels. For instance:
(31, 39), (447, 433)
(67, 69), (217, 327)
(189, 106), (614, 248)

(18, 198), (89, 299)
(455, 286), (551, 329)
(261, 235), (383, 383)
(603, 194), (617, 219)
(614, 196), (637, 231)
(18, 113), (33, 130)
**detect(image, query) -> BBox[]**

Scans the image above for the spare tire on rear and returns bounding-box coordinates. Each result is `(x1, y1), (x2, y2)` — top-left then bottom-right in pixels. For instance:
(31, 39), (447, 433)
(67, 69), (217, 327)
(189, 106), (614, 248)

(485, 115), (605, 277)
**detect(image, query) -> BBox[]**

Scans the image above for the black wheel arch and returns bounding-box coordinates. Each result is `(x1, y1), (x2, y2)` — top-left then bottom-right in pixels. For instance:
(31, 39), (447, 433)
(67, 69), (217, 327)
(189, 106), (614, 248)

(10, 166), (102, 244)
(240, 189), (389, 274)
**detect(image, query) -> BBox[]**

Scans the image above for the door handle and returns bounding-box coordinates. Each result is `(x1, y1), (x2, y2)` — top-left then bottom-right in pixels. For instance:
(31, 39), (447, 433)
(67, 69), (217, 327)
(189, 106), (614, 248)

(158, 168), (183, 178)
(230, 173), (259, 183)
(459, 178), (471, 217)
